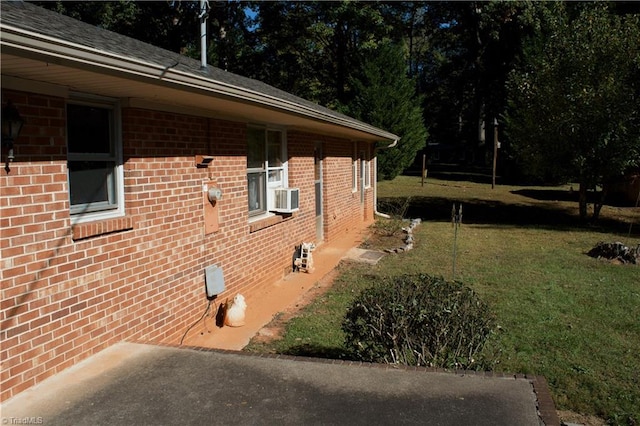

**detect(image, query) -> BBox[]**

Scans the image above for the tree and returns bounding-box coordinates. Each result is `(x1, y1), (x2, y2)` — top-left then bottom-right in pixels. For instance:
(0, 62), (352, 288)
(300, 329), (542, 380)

(33, 1), (254, 72)
(347, 43), (427, 180)
(418, 1), (534, 167)
(247, 1), (394, 108)
(505, 2), (640, 221)
(243, 2), (323, 102)
(193, 0), (253, 73)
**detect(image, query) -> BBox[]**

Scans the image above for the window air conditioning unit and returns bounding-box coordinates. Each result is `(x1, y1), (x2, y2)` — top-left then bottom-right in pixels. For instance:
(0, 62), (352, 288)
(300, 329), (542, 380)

(272, 187), (299, 213)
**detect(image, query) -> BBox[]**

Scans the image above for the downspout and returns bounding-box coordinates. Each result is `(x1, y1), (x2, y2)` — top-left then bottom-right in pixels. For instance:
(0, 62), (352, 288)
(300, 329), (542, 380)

(374, 138), (399, 218)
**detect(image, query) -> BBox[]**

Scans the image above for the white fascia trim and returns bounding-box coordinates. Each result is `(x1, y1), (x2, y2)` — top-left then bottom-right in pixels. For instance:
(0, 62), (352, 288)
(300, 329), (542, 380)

(1, 24), (399, 142)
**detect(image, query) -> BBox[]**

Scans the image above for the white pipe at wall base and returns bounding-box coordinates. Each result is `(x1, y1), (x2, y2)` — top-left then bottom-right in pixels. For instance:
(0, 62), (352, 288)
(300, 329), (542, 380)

(374, 139), (398, 219)
(374, 157), (391, 219)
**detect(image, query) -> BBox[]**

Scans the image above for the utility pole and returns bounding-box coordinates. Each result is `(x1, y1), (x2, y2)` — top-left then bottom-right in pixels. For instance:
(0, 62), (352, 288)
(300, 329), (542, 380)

(451, 203), (462, 281)
(492, 118), (498, 189)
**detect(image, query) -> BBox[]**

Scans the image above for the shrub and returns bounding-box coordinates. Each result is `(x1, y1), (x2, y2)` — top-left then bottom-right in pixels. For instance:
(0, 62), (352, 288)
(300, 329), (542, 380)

(342, 274), (495, 369)
(376, 196), (412, 219)
(371, 197), (412, 238)
(371, 217), (405, 238)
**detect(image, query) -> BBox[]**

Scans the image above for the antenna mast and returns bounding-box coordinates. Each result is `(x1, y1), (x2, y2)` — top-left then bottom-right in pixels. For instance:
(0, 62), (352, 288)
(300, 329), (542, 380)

(199, 0), (210, 70)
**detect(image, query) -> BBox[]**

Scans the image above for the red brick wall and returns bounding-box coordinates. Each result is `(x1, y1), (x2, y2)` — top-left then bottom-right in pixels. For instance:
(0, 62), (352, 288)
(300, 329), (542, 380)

(0, 89), (375, 401)
(318, 140), (375, 242)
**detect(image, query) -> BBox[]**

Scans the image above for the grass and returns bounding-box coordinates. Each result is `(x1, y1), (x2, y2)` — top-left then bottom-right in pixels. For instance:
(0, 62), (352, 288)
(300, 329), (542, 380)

(245, 175), (640, 425)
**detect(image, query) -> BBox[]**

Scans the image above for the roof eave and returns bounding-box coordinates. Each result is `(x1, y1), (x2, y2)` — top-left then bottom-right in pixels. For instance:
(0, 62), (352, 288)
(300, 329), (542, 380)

(0, 23), (399, 143)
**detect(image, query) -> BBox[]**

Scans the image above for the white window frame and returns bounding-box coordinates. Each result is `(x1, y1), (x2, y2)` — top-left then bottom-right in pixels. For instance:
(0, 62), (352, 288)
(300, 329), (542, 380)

(360, 149), (371, 189)
(352, 143), (358, 193)
(67, 94), (124, 224)
(362, 147), (371, 189)
(247, 126), (288, 220)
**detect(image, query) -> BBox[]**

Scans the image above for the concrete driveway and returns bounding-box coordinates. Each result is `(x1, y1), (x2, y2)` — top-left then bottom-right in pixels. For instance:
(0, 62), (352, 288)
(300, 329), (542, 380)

(1, 342), (557, 425)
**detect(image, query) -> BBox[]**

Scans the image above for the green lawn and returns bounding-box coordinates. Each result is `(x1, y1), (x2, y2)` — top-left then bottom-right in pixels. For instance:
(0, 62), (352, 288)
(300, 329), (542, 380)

(245, 175), (640, 424)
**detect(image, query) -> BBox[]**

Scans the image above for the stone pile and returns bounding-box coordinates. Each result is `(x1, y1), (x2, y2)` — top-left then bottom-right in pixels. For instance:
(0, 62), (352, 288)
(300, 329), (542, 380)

(385, 218), (421, 254)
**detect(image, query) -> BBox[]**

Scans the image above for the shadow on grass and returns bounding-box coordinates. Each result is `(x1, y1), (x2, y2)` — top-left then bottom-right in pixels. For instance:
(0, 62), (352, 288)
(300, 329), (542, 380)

(511, 188), (579, 203)
(379, 195), (637, 236)
(512, 188), (635, 208)
(281, 343), (349, 360)
(407, 169), (496, 185)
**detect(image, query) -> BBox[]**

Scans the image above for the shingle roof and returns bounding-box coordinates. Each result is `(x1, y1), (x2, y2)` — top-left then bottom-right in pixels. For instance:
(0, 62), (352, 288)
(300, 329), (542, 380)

(0, 1), (398, 141)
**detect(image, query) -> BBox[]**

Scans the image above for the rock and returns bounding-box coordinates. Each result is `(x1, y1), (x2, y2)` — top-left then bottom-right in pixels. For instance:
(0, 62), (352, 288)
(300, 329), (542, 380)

(380, 218), (421, 255)
(258, 328), (275, 337)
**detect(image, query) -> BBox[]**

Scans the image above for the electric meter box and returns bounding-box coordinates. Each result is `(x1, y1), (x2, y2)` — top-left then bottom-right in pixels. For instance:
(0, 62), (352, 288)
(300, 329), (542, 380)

(205, 265), (225, 298)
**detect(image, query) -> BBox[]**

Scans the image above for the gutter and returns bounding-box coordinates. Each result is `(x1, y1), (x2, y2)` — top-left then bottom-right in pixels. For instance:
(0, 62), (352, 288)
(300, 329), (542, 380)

(374, 139), (399, 219)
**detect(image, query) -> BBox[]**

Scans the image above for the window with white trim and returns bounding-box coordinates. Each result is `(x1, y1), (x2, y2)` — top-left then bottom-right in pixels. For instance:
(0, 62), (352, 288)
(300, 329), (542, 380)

(360, 150), (371, 188)
(352, 143), (358, 192)
(247, 127), (287, 217)
(363, 148), (371, 189)
(67, 97), (124, 223)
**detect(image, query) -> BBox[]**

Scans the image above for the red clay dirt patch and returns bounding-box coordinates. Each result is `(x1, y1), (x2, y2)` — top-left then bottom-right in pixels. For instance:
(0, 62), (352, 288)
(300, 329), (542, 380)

(251, 226), (404, 346)
(251, 268), (342, 346)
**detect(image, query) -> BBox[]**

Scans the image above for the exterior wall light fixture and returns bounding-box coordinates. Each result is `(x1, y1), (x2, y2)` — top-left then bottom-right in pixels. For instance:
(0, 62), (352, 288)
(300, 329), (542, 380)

(2, 101), (24, 173)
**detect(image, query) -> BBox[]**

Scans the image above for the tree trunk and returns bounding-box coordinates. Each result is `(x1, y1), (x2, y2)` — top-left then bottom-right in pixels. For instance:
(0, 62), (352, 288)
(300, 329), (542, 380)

(334, 20), (347, 104)
(578, 182), (588, 222)
(592, 186), (607, 222)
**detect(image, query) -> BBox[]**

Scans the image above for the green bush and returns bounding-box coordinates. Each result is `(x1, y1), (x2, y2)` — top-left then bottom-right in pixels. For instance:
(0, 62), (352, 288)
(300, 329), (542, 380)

(342, 274), (495, 369)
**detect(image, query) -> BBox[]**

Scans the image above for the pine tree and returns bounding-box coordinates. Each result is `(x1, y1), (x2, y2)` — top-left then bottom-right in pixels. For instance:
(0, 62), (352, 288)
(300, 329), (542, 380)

(347, 43), (427, 180)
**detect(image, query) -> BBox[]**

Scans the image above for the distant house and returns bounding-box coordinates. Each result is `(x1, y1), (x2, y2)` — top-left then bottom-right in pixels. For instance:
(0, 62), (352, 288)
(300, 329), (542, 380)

(0, 2), (398, 401)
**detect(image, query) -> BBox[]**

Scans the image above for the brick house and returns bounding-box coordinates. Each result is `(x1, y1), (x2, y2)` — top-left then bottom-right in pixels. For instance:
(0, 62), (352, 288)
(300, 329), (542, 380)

(0, 2), (398, 401)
